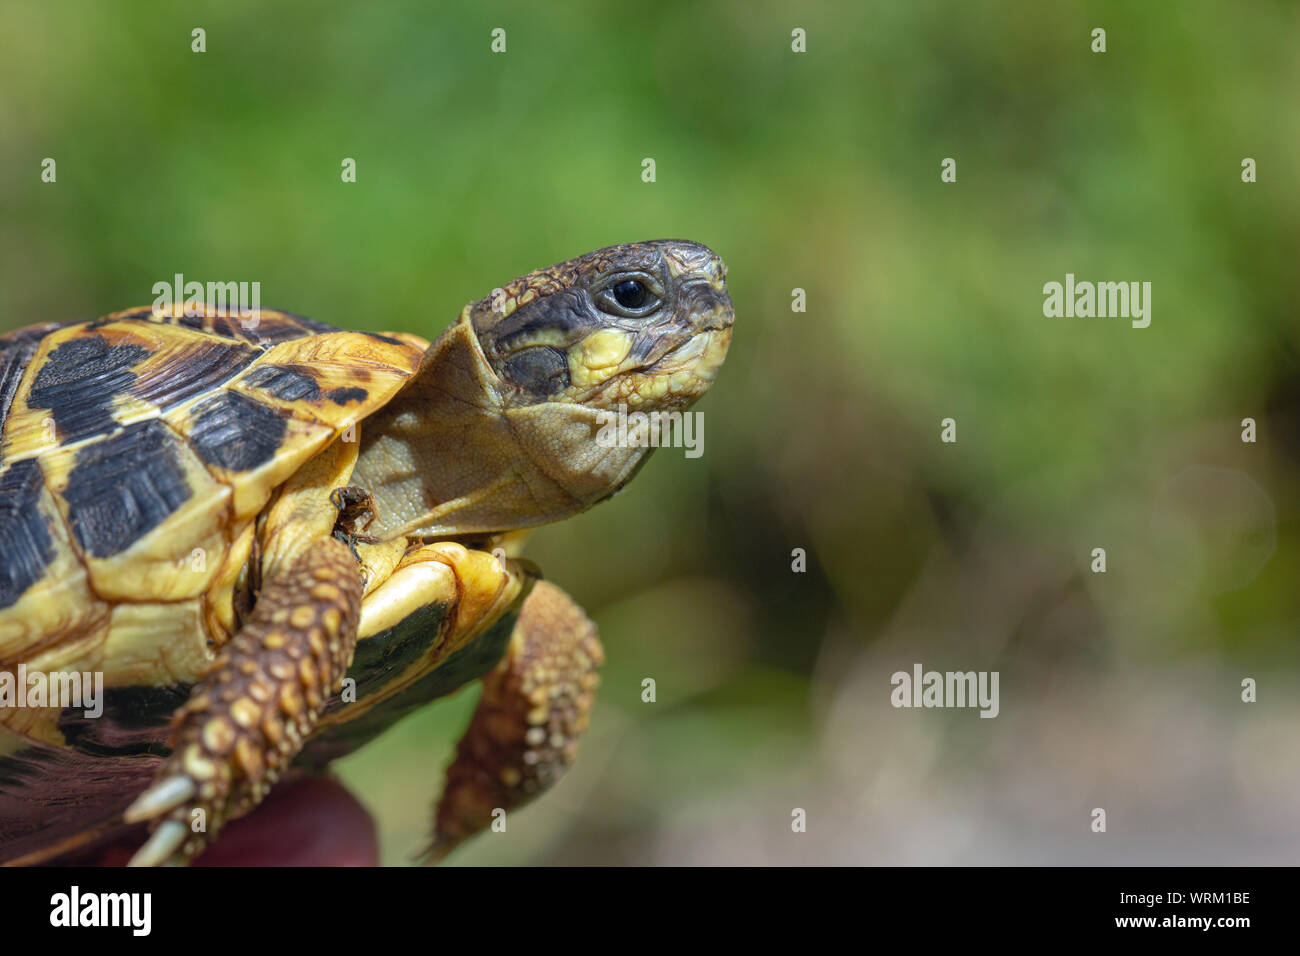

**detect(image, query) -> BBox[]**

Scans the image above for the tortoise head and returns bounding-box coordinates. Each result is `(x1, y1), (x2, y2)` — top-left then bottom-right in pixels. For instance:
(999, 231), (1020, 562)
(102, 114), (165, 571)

(355, 240), (734, 539)
(468, 239), (732, 412)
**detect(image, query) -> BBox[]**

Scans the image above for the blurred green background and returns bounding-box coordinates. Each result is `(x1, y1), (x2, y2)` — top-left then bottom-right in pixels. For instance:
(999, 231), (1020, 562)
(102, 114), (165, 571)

(2, 0), (1298, 863)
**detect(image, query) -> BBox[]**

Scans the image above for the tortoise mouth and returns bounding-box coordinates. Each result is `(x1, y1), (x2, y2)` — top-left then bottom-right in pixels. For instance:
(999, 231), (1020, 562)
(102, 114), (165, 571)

(649, 323), (731, 373)
(579, 324), (732, 412)
(650, 286), (734, 372)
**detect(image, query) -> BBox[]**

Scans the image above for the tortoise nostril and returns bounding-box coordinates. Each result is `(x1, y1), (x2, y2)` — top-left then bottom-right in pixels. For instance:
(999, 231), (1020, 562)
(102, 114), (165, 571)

(681, 282), (732, 322)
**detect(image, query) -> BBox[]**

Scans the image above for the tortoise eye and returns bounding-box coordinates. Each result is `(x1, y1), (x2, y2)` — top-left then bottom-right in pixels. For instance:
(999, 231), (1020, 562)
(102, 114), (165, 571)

(596, 275), (661, 317)
(613, 280), (647, 310)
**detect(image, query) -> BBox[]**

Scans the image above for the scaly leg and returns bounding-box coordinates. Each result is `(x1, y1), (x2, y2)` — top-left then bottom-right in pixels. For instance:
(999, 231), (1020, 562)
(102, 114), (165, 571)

(125, 536), (362, 866)
(426, 580), (604, 863)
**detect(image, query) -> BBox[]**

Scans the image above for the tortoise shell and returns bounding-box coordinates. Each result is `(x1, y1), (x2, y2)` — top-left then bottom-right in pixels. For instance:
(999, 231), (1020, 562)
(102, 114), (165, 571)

(0, 306), (425, 656)
(0, 307), (430, 860)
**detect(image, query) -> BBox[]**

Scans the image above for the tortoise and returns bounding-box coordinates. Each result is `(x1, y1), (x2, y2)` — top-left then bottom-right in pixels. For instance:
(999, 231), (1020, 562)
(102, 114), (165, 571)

(0, 239), (733, 866)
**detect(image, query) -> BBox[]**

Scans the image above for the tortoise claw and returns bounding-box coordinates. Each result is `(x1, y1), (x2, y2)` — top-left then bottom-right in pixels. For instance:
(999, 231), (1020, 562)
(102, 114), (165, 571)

(127, 820), (188, 867)
(123, 775), (196, 824)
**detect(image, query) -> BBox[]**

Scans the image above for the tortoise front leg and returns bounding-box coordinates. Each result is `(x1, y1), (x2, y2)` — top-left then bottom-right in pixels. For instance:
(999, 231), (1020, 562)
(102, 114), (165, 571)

(125, 536), (362, 866)
(426, 580), (604, 863)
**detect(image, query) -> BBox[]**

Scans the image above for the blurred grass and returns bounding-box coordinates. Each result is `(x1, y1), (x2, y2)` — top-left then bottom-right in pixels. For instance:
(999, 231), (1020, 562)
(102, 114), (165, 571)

(2, 0), (1298, 863)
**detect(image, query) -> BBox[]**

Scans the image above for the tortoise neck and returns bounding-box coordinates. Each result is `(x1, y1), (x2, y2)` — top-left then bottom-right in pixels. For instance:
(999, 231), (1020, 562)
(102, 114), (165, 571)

(351, 319), (647, 541)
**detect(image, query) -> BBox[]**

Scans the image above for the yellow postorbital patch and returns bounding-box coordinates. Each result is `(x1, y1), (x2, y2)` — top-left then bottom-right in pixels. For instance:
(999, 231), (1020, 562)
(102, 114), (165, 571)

(569, 328), (633, 387)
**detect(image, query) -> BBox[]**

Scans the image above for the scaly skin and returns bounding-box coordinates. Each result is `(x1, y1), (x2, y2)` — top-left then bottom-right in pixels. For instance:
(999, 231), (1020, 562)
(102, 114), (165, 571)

(427, 580), (604, 863)
(125, 537), (361, 865)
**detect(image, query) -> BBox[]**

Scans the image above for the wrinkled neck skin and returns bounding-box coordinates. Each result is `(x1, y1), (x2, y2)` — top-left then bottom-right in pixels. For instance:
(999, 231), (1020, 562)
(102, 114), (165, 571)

(351, 315), (647, 542)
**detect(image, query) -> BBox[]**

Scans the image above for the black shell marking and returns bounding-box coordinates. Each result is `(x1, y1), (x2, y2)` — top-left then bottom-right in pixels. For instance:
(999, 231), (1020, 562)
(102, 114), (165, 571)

(110, 307), (339, 349)
(0, 459), (55, 608)
(28, 336), (150, 442)
(243, 364), (322, 402)
(187, 390), (288, 472)
(0, 325), (57, 467)
(242, 314), (337, 345)
(300, 598), (520, 768)
(326, 386), (367, 404)
(129, 338), (259, 413)
(63, 419), (193, 558)
(58, 685), (191, 757)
